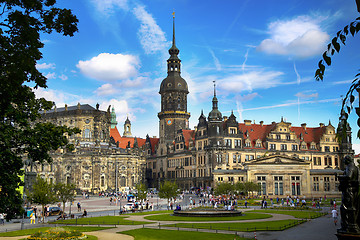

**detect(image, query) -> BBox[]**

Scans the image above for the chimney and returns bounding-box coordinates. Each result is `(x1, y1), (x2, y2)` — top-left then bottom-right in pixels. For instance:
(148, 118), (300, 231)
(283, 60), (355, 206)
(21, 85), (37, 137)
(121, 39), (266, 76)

(244, 120), (252, 126)
(319, 123), (324, 127)
(260, 121), (264, 126)
(301, 123), (307, 130)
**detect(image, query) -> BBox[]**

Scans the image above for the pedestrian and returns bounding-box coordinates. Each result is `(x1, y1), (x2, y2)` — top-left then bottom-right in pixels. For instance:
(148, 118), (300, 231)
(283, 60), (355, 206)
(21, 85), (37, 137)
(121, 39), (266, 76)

(332, 208), (338, 225)
(30, 212), (36, 224)
(77, 202), (81, 212)
(0, 213), (4, 225)
(245, 200), (248, 208)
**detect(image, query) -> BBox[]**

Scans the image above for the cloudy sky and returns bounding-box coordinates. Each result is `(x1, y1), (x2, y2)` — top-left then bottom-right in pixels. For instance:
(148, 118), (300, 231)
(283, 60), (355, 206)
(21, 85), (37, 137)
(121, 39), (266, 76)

(35, 0), (360, 152)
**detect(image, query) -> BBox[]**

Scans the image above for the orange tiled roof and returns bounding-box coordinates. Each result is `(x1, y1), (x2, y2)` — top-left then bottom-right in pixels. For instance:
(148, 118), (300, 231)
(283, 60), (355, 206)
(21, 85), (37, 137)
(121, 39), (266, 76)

(238, 122), (327, 149)
(110, 126), (146, 148)
(182, 129), (195, 148)
(149, 137), (159, 153)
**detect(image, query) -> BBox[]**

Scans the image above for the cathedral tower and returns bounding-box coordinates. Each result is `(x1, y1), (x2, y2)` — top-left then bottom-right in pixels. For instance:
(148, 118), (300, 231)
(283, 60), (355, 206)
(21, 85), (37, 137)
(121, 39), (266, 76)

(158, 14), (190, 155)
(123, 116), (132, 137)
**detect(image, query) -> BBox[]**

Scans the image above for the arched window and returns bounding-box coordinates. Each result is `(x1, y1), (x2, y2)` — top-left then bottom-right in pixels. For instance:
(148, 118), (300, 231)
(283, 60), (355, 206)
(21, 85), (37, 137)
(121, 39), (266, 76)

(84, 129), (91, 139)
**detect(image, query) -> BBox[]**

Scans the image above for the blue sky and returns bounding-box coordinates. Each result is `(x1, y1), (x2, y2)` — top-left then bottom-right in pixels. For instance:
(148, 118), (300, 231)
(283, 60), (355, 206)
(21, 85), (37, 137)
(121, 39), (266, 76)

(34, 0), (360, 152)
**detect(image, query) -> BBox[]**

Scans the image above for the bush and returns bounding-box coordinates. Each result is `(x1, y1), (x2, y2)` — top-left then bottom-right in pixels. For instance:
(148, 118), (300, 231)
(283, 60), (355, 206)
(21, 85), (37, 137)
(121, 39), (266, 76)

(28, 227), (86, 240)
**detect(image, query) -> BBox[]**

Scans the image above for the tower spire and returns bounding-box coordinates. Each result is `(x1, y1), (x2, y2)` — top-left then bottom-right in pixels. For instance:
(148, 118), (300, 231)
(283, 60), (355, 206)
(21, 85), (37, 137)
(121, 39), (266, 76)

(213, 80), (216, 97)
(172, 11), (176, 47)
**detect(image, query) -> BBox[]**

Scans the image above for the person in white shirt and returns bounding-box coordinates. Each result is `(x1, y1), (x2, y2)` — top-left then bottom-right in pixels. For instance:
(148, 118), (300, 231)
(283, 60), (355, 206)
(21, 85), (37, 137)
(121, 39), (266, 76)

(331, 208), (338, 225)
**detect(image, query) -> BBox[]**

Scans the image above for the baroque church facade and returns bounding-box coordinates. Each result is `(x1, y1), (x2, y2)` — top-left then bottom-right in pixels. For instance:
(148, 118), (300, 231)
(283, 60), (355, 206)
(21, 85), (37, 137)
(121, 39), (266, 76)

(28, 104), (146, 193)
(31, 17), (353, 198)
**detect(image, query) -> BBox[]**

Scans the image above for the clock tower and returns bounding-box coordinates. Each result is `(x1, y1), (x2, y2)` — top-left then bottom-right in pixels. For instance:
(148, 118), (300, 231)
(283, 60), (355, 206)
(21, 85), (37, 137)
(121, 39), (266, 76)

(158, 14), (190, 155)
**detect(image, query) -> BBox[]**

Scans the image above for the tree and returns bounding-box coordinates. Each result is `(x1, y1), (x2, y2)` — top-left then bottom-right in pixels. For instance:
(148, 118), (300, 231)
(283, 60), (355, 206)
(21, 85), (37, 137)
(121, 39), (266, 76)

(26, 176), (57, 223)
(135, 183), (147, 205)
(158, 181), (179, 210)
(0, 1), (79, 220)
(314, 2), (360, 139)
(214, 182), (234, 196)
(54, 182), (76, 218)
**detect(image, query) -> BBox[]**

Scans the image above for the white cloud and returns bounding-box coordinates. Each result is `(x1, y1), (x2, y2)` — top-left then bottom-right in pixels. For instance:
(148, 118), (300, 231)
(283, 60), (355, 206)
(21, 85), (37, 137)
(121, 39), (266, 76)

(295, 91), (319, 99)
(100, 99), (133, 125)
(90, 0), (128, 15)
(208, 48), (221, 71)
(132, 5), (168, 54)
(239, 93), (259, 102)
(120, 76), (147, 88)
(77, 53), (140, 81)
(59, 74), (68, 81)
(36, 63), (55, 70)
(257, 15), (330, 58)
(95, 83), (117, 96)
(219, 71), (284, 93)
(33, 88), (79, 107)
(45, 72), (56, 79)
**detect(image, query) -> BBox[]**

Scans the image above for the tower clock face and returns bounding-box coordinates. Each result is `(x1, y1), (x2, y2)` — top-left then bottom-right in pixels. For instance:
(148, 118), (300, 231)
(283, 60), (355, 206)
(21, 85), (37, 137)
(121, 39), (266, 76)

(166, 119), (173, 125)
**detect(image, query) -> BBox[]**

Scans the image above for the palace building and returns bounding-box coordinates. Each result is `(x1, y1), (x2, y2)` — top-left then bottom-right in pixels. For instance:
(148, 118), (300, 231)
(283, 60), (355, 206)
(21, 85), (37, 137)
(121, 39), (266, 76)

(31, 17), (353, 198)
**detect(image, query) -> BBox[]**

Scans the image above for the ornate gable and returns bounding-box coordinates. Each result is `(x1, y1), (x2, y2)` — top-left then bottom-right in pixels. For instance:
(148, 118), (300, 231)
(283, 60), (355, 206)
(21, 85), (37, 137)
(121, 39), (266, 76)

(245, 154), (309, 165)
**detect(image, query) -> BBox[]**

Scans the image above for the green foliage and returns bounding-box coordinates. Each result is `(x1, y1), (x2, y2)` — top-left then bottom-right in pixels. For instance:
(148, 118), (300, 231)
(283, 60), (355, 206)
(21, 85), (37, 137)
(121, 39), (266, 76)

(235, 181), (260, 196)
(0, 0), (78, 219)
(158, 181), (179, 205)
(314, 13), (360, 139)
(163, 219), (306, 232)
(121, 228), (248, 240)
(0, 226), (112, 237)
(26, 176), (57, 222)
(213, 182), (234, 196)
(135, 183), (147, 203)
(54, 215), (151, 225)
(144, 212), (272, 221)
(54, 182), (76, 215)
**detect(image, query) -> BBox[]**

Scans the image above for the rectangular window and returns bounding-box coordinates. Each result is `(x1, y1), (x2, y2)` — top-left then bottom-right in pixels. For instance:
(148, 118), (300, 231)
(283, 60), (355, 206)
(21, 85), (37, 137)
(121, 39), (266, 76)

(237, 155), (241, 163)
(286, 135), (291, 140)
(292, 145), (298, 151)
(276, 135), (281, 140)
(233, 154), (237, 163)
(274, 176), (283, 195)
(324, 177), (330, 191)
(235, 139), (241, 148)
(226, 139), (232, 147)
(270, 144), (276, 150)
(281, 144), (287, 150)
(325, 146), (330, 152)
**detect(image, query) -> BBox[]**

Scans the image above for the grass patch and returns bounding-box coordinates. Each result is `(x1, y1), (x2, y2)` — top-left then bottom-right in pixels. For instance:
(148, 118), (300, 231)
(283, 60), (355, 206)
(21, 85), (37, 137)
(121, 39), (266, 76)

(121, 228), (251, 240)
(123, 210), (172, 215)
(251, 209), (326, 219)
(85, 235), (98, 240)
(0, 226), (110, 237)
(144, 212), (272, 221)
(53, 216), (152, 225)
(164, 219), (306, 232)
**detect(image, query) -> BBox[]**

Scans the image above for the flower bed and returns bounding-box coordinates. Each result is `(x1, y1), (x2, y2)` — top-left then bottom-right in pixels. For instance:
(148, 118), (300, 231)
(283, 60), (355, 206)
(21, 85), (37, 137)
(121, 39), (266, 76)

(28, 227), (86, 240)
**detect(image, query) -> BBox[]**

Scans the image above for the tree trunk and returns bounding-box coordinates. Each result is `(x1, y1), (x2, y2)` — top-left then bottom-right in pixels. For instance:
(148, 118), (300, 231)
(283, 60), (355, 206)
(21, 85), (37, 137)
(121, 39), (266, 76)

(357, 0), (360, 13)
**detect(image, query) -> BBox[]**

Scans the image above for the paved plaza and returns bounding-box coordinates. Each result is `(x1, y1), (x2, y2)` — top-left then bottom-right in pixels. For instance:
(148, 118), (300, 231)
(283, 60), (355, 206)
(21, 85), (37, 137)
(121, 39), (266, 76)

(0, 196), (339, 240)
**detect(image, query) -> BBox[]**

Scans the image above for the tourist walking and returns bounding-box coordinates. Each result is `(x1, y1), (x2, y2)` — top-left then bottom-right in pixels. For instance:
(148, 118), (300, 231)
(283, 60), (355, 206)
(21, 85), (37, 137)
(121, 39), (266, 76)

(331, 208), (338, 225)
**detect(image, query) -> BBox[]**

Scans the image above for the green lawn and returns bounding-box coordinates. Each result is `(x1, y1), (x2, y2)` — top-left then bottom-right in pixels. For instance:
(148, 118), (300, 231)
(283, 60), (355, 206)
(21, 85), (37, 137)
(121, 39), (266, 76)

(164, 219), (306, 232)
(123, 210), (172, 215)
(144, 212), (272, 221)
(251, 209), (326, 219)
(53, 216), (152, 225)
(0, 226), (110, 237)
(121, 228), (251, 240)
